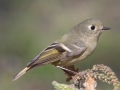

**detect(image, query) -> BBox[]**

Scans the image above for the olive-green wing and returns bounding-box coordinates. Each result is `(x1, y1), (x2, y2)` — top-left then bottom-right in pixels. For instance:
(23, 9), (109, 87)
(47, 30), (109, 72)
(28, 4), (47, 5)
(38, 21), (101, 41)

(27, 43), (67, 67)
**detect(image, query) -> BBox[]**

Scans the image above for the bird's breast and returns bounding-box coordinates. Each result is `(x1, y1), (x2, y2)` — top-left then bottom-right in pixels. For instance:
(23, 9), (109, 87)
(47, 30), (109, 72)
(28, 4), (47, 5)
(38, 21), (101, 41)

(61, 39), (98, 66)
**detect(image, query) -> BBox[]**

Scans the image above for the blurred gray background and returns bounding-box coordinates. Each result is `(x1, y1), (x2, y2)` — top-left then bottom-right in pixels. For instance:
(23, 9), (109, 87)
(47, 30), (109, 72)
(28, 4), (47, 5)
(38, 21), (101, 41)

(0, 0), (120, 90)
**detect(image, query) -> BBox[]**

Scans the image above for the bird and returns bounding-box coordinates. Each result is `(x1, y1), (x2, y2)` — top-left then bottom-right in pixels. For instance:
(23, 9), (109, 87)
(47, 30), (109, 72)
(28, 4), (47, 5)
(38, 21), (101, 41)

(13, 18), (110, 81)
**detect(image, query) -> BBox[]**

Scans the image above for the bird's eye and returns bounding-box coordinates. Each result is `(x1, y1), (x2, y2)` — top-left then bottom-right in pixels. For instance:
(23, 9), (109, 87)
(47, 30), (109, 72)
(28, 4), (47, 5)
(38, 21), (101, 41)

(90, 25), (95, 30)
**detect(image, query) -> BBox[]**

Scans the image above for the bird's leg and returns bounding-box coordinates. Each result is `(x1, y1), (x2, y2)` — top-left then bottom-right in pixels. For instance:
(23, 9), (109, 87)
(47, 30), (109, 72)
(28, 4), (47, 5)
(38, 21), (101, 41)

(62, 65), (79, 82)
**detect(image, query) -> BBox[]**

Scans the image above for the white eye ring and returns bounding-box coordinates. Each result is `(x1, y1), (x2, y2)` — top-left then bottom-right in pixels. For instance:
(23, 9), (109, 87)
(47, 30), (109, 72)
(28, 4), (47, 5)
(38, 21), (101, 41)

(88, 25), (96, 30)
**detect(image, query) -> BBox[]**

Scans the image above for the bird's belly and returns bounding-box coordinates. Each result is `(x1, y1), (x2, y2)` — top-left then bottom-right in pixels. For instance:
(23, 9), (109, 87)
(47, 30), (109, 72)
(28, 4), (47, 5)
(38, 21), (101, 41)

(59, 44), (97, 66)
(69, 50), (93, 65)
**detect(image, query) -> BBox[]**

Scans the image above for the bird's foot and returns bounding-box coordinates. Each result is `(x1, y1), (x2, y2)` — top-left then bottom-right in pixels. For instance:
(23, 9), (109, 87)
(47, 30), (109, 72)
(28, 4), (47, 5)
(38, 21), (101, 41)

(63, 65), (79, 82)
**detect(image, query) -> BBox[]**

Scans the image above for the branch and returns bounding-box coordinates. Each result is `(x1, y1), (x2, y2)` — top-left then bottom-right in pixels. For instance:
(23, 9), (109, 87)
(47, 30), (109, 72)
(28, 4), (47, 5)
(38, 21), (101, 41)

(52, 64), (120, 90)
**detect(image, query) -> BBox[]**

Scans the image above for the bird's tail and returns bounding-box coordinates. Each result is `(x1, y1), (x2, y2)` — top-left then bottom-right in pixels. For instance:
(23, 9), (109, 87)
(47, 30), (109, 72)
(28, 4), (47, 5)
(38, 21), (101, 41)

(13, 67), (30, 81)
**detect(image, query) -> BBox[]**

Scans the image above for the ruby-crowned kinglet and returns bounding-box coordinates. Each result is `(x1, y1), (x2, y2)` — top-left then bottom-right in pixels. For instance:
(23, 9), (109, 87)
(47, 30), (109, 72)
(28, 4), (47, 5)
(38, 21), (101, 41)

(13, 18), (110, 81)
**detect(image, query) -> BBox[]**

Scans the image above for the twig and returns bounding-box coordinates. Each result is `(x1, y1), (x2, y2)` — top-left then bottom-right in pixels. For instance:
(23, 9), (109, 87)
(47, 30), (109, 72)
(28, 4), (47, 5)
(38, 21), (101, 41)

(53, 64), (120, 90)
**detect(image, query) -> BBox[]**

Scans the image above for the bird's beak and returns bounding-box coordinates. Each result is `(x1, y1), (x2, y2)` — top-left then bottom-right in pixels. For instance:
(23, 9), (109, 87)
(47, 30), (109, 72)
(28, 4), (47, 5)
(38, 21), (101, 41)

(101, 26), (111, 30)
